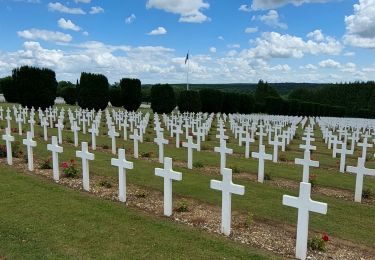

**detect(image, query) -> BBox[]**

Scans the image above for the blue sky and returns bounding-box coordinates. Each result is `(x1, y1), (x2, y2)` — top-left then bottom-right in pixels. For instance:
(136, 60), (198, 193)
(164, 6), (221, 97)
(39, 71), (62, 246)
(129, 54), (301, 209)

(0, 0), (374, 84)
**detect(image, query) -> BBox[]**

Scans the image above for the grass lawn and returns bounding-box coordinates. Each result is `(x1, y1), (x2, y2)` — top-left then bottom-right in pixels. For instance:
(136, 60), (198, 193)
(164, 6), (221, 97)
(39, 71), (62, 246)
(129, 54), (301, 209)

(0, 164), (277, 259)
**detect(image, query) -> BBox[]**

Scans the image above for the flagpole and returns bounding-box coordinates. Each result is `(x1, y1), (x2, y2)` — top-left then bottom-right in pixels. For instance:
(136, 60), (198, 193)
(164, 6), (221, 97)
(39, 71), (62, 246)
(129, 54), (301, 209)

(186, 51), (189, 91)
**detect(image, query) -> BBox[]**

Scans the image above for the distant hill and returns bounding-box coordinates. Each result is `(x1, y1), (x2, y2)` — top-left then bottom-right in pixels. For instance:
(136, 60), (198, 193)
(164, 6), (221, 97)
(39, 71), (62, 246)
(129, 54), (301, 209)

(142, 83), (323, 96)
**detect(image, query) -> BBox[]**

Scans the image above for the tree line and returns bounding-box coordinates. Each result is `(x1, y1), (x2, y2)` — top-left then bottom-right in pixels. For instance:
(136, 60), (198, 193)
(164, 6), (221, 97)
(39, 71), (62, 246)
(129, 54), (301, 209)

(0, 66), (374, 117)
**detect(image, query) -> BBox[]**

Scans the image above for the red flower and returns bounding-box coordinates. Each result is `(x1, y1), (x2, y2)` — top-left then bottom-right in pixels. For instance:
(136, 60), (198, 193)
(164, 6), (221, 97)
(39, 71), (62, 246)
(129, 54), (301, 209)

(62, 162), (68, 169)
(322, 234), (329, 242)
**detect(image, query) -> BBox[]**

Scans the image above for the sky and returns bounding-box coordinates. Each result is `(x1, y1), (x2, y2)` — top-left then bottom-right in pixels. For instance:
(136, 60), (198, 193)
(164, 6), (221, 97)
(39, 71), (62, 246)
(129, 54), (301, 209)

(0, 0), (374, 84)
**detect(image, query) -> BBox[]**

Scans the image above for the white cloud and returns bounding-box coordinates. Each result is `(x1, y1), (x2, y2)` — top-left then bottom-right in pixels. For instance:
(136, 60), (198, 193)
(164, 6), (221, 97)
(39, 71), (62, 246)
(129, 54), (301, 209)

(251, 0), (334, 10)
(89, 6), (104, 14)
(254, 10), (288, 29)
(344, 0), (375, 48)
(209, 47), (216, 53)
(300, 64), (318, 70)
(74, 0), (91, 3)
(319, 59), (341, 68)
(48, 2), (86, 15)
(245, 32), (342, 59)
(146, 0), (210, 23)
(227, 44), (241, 49)
(218, 36), (224, 40)
(307, 29), (324, 42)
(239, 4), (251, 12)
(126, 14), (136, 24)
(147, 27), (167, 35)
(58, 18), (81, 31)
(17, 29), (72, 43)
(344, 51), (355, 57)
(245, 27), (258, 33)
(14, 0), (41, 3)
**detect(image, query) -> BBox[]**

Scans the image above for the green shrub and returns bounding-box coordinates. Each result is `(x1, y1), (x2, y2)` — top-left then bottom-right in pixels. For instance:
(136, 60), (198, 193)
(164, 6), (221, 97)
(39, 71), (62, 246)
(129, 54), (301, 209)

(177, 90), (201, 113)
(362, 188), (373, 199)
(13, 66), (57, 109)
(40, 157), (53, 169)
(109, 87), (122, 107)
(1, 76), (19, 103)
(77, 72), (109, 111)
(151, 84), (176, 114)
(193, 161), (204, 168)
(60, 85), (76, 105)
(62, 160), (79, 178)
(264, 172), (272, 181)
(199, 89), (223, 113)
(120, 78), (142, 111)
(176, 200), (189, 212)
(308, 235), (327, 251)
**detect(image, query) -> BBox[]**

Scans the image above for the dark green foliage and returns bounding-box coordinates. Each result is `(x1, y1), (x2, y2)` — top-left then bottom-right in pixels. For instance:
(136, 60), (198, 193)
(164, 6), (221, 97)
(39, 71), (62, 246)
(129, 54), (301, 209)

(151, 84), (176, 114)
(12, 66), (57, 109)
(178, 90), (201, 113)
(265, 96), (286, 115)
(199, 89), (223, 113)
(288, 87), (314, 102)
(60, 85), (76, 105)
(0, 76), (19, 103)
(109, 87), (122, 107)
(222, 92), (240, 114)
(120, 78), (142, 111)
(77, 72), (109, 111)
(238, 94), (254, 114)
(254, 80), (280, 105)
(57, 81), (75, 96)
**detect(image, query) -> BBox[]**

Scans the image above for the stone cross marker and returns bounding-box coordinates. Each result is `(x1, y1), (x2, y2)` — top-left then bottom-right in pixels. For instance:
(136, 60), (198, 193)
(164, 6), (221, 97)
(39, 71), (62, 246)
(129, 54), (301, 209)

(71, 121), (81, 147)
(336, 141), (353, 173)
(129, 129), (141, 159)
(55, 119), (64, 144)
(108, 125), (120, 155)
(347, 157), (375, 202)
(283, 182), (328, 260)
(76, 142), (95, 191)
(88, 123), (98, 150)
(295, 149), (319, 183)
(214, 139), (233, 174)
(182, 136), (198, 169)
(16, 114), (23, 135)
(155, 157), (182, 216)
(210, 168), (245, 236)
(251, 145), (272, 183)
(41, 117), (49, 141)
(154, 132), (169, 163)
(47, 136), (63, 182)
(2, 127), (14, 165)
(358, 137), (373, 159)
(111, 148), (134, 202)
(23, 131), (37, 171)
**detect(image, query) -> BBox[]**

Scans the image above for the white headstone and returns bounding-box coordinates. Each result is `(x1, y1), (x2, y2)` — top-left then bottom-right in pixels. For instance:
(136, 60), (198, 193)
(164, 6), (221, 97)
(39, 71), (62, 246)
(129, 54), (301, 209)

(47, 136), (63, 182)
(155, 157), (182, 216)
(283, 182), (327, 260)
(182, 136), (199, 169)
(23, 131), (37, 171)
(210, 168), (245, 236)
(111, 148), (134, 202)
(251, 145), (272, 183)
(2, 127), (14, 165)
(76, 142), (95, 191)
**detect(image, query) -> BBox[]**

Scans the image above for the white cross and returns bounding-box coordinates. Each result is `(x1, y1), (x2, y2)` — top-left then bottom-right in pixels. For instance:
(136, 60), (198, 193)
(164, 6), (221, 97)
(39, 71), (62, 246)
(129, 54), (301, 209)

(283, 182), (327, 260)
(240, 131), (254, 159)
(41, 117), (49, 141)
(174, 126), (183, 148)
(28, 116), (35, 138)
(194, 127), (205, 151)
(256, 126), (267, 146)
(269, 135), (283, 163)
(154, 132), (169, 163)
(55, 119), (64, 144)
(2, 127), (14, 165)
(251, 145), (272, 183)
(88, 123), (98, 150)
(210, 168), (245, 236)
(358, 137), (373, 159)
(5, 111), (12, 130)
(347, 157), (375, 202)
(108, 125), (120, 155)
(111, 148), (134, 202)
(47, 136), (63, 182)
(71, 121), (80, 147)
(22, 131), (37, 171)
(155, 157), (182, 216)
(182, 136), (199, 169)
(16, 114), (23, 135)
(81, 115), (87, 134)
(129, 129), (141, 159)
(214, 139), (233, 174)
(336, 141), (353, 173)
(76, 142), (95, 191)
(295, 149), (319, 183)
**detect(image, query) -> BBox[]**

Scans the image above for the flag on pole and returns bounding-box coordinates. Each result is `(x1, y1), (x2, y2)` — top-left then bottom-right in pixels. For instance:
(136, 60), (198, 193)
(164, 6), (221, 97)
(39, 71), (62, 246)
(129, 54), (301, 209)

(185, 52), (189, 64)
